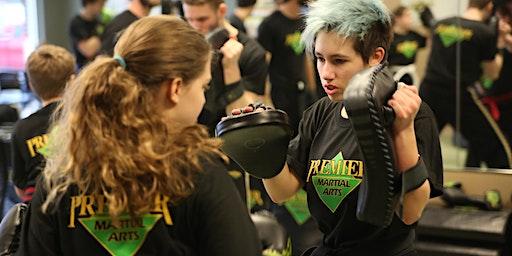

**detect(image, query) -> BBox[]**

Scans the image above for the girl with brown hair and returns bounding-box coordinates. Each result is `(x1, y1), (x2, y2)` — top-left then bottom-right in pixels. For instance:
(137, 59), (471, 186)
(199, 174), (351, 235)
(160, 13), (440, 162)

(16, 15), (261, 256)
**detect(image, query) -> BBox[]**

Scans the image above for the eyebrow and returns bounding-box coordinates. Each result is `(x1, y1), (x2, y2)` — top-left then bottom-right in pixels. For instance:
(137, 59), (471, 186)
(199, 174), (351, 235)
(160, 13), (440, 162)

(315, 52), (350, 59)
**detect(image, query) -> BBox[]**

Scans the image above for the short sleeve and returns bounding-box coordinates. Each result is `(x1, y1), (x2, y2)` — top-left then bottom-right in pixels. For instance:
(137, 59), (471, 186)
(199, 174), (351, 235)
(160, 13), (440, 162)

(479, 25), (498, 61)
(237, 37), (268, 95)
(414, 103), (444, 198)
(194, 160), (261, 256)
(257, 18), (275, 53)
(287, 101), (321, 184)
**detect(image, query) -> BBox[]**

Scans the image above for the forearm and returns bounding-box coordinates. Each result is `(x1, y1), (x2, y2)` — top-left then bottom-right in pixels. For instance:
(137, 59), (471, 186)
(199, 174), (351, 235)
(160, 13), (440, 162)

(223, 63), (242, 85)
(78, 36), (101, 59)
(263, 163), (302, 203)
(402, 180), (430, 224)
(394, 126), (429, 224)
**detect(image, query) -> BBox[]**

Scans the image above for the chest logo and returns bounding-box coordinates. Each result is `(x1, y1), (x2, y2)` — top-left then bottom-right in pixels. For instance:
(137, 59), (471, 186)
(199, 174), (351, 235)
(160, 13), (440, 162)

(307, 152), (363, 212)
(285, 31), (305, 55)
(79, 214), (161, 256)
(436, 24), (474, 48)
(396, 40), (419, 59)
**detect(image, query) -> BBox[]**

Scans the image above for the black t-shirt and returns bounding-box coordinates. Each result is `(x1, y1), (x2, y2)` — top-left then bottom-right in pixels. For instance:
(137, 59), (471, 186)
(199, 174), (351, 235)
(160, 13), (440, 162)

(257, 10), (306, 92)
(16, 157), (261, 256)
(287, 97), (443, 255)
(69, 15), (105, 68)
(100, 10), (138, 56)
(388, 31), (426, 66)
(199, 32), (267, 134)
(11, 102), (58, 198)
(422, 17), (497, 95)
(228, 14), (247, 34)
(489, 49), (512, 96)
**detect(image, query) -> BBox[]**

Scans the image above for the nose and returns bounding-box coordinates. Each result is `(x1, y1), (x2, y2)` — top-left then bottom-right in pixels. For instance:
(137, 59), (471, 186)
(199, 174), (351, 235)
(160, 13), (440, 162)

(319, 62), (335, 83)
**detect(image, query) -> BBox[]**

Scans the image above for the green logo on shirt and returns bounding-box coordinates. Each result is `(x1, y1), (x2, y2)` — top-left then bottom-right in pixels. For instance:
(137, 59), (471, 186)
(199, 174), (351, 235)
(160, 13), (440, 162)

(307, 152), (363, 213)
(436, 24), (474, 48)
(396, 40), (419, 59)
(285, 31), (305, 55)
(79, 214), (161, 256)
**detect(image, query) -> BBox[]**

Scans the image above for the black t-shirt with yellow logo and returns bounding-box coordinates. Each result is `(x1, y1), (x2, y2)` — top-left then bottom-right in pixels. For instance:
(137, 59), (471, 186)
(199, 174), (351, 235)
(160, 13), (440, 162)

(422, 17), (497, 95)
(16, 157), (261, 256)
(287, 97), (443, 255)
(388, 31), (426, 66)
(11, 102), (58, 201)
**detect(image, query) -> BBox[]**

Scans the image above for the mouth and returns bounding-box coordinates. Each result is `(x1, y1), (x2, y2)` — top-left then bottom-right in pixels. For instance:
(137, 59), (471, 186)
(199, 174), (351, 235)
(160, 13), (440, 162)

(323, 84), (338, 96)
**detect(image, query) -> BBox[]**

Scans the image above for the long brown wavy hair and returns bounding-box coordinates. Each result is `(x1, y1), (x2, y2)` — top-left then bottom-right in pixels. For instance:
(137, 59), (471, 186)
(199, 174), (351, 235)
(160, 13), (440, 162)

(42, 15), (225, 219)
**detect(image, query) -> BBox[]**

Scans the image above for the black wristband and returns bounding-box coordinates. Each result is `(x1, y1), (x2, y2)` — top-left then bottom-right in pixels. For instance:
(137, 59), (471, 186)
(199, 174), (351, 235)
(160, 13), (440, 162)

(402, 156), (428, 194)
(220, 81), (244, 106)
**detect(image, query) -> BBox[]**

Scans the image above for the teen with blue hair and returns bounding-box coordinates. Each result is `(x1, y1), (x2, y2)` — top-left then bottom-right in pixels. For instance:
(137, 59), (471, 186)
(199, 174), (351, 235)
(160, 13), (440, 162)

(233, 0), (444, 255)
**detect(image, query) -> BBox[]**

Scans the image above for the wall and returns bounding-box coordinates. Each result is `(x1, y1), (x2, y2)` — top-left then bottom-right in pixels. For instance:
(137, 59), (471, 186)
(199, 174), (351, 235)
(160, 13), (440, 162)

(38, 0), (80, 50)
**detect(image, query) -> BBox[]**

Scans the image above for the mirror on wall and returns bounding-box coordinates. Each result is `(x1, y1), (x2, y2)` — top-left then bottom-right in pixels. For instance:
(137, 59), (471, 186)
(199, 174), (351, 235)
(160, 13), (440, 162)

(385, 0), (512, 172)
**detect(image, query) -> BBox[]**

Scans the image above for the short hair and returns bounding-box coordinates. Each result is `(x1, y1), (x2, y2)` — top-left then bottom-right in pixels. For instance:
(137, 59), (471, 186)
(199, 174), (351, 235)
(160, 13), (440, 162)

(81, 0), (102, 7)
(26, 44), (75, 101)
(182, 0), (224, 9)
(237, 0), (256, 7)
(468, 0), (492, 9)
(302, 0), (393, 63)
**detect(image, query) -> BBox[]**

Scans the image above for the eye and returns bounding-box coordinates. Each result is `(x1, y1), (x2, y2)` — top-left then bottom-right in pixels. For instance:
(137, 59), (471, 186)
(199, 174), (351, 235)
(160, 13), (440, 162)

(202, 83), (211, 91)
(317, 56), (325, 63)
(334, 58), (347, 65)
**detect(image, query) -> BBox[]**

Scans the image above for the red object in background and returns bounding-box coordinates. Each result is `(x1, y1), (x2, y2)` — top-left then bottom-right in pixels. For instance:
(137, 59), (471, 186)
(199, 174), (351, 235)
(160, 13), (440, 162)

(0, 0), (28, 70)
(0, 40), (25, 70)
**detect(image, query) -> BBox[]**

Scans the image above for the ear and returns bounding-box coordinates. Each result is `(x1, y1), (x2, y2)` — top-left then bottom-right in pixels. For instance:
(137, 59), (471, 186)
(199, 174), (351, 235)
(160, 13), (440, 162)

(368, 47), (386, 66)
(218, 3), (227, 18)
(165, 77), (184, 105)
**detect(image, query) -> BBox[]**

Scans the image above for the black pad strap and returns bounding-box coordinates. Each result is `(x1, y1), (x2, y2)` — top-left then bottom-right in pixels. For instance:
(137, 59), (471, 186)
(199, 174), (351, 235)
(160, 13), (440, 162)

(402, 157), (428, 194)
(220, 81), (244, 106)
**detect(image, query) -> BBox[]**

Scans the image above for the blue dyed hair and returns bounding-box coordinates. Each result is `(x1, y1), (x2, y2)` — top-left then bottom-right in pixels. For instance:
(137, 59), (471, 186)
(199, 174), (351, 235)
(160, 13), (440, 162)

(302, 0), (393, 63)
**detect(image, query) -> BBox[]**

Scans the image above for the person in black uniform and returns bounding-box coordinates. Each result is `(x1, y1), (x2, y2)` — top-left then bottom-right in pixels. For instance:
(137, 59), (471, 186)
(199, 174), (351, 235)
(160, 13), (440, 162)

(69, 0), (107, 69)
(100, 0), (161, 56)
(235, 0), (444, 255)
(182, 0), (268, 205)
(11, 44), (76, 203)
(182, 0), (267, 134)
(420, 0), (510, 168)
(257, 0), (316, 135)
(228, 0), (256, 34)
(16, 16), (260, 256)
(388, 6), (427, 85)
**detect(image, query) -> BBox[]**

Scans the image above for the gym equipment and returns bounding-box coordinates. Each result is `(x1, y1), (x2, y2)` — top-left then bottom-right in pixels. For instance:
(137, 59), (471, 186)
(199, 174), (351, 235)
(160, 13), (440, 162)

(416, 206), (512, 256)
(0, 203), (27, 256)
(215, 104), (292, 179)
(343, 64), (399, 227)
(251, 210), (289, 253)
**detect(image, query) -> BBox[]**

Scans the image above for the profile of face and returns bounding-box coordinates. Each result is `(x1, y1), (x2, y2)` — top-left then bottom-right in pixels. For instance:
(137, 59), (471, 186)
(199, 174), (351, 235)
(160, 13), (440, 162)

(183, 3), (224, 35)
(165, 55), (212, 126)
(395, 8), (413, 31)
(315, 31), (383, 102)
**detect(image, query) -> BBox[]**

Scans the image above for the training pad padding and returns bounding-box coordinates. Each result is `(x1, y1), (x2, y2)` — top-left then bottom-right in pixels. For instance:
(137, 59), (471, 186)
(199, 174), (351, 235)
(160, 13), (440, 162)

(343, 64), (399, 227)
(216, 110), (292, 179)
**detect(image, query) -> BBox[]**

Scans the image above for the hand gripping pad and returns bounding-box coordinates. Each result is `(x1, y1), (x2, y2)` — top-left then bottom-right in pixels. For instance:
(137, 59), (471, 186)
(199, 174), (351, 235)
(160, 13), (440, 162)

(215, 109), (293, 179)
(343, 64), (399, 227)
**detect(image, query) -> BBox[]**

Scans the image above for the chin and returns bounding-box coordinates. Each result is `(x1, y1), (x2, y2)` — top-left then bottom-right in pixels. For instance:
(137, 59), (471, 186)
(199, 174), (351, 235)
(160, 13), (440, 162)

(327, 94), (344, 102)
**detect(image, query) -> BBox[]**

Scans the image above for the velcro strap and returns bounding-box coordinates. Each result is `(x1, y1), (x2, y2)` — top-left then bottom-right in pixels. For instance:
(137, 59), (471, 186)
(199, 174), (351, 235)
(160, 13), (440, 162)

(402, 157), (428, 194)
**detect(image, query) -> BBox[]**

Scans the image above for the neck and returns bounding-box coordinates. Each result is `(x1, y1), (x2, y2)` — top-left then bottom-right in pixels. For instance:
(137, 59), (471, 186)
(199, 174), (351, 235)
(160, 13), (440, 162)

(279, 2), (301, 20)
(234, 7), (252, 20)
(463, 8), (485, 21)
(80, 8), (96, 21)
(393, 26), (408, 35)
(129, 1), (150, 18)
(42, 97), (60, 107)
